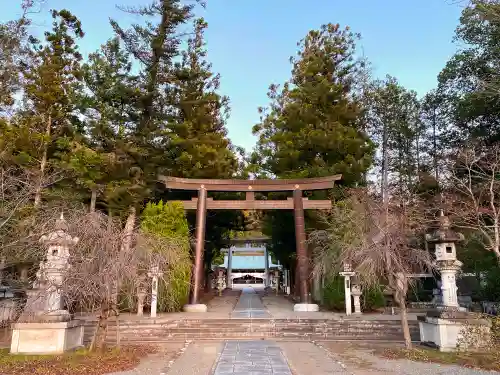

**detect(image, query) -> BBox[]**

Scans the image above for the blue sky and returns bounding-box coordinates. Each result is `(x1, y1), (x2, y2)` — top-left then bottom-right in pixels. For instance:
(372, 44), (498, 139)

(2, 0), (464, 152)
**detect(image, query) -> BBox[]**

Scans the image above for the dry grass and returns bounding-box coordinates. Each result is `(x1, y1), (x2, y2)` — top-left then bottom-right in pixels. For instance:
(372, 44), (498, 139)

(378, 346), (500, 372)
(320, 342), (379, 370)
(0, 346), (157, 375)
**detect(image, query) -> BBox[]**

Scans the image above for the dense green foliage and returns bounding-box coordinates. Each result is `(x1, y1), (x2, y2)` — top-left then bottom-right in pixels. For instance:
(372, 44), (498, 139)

(141, 201), (191, 312)
(321, 277), (385, 311)
(362, 286), (386, 311)
(252, 23), (373, 183)
(322, 277), (346, 311)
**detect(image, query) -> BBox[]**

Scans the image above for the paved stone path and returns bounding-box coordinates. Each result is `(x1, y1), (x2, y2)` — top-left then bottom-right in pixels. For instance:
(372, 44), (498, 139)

(213, 341), (292, 375)
(113, 290), (499, 374)
(231, 287), (272, 319)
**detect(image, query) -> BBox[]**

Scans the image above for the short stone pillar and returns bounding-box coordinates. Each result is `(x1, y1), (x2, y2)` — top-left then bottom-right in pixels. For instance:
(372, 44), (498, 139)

(272, 270), (279, 295)
(148, 265), (163, 318)
(264, 249), (270, 287)
(19, 266), (29, 283)
(285, 270), (291, 295)
(351, 284), (362, 314)
(419, 213), (491, 351)
(0, 257), (5, 285)
(136, 289), (146, 317)
(216, 268), (226, 296)
(11, 213), (84, 354)
(226, 249), (233, 289)
(339, 263), (355, 316)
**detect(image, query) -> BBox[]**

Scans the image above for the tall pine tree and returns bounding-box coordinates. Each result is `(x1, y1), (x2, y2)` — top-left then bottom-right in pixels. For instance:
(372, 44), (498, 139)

(252, 23), (373, 277)
(168, 18), (238, 178)
(20, 9), (85, 207)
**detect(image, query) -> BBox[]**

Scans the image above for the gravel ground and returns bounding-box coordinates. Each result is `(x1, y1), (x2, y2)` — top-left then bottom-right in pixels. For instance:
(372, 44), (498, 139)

(318, 342), (500, 375)
(106, 340), (500, 375)
(165, 341), (222, 375)
(106, 342), (189, 375)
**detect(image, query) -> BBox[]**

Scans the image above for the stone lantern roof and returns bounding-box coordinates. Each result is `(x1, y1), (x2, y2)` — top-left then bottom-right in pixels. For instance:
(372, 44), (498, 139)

(425, 212), (464, 244)
(39, 213), (79, 247)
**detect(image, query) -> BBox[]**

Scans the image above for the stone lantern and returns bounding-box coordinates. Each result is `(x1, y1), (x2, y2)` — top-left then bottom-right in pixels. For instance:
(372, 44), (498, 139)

(272, 269), (280, 295)
(215, 268), (226, 296)
(419, 212), (490, 352)
(425, 212), (464, 309)
(351, 282), (362, 315)
(11, 213), (84, 354)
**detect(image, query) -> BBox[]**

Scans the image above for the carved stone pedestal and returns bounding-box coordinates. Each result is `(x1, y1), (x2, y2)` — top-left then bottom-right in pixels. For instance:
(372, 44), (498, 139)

(10, 320), (84, 354)
(418, 309), (491, 352)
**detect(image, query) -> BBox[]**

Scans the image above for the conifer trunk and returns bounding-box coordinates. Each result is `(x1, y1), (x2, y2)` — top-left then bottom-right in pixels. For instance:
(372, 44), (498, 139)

(34, 114), (51, 208)
(90, 188), (97, 213)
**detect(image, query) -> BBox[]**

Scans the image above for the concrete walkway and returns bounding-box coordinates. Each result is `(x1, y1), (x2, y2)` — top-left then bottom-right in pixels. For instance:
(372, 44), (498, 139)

(213, 341), (292, 375)
(231, 287), (272, 319)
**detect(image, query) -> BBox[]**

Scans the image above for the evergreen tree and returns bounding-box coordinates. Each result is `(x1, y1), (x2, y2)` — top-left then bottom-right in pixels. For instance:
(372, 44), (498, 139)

(165, 18), (242, 281)
(169, 18), (238, 178)
(252, 23), (373, 274)
(19, 9), (85, 207)
(438, 0), (500, 145)
(0, 0), (39, 112)
(253, 23), (373, 184)
(417, 90), (447, 195)
(364, 76), (420, 200)
(105, 0), (198, 233)
(77, 37), (140, 212)
(111, 0), (198, 193)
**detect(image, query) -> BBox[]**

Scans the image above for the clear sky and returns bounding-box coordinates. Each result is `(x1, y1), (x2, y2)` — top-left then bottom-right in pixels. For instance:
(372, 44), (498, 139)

(2, 0), (464, 152)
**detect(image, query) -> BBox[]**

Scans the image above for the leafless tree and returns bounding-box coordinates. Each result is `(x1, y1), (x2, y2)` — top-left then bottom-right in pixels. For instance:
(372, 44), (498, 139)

(61, 212), (184, 350)
(0, 166), (62, 261)
(2, 207), (188, 350)
(311, 189), (434, 349)
(445, 143), (500, 265)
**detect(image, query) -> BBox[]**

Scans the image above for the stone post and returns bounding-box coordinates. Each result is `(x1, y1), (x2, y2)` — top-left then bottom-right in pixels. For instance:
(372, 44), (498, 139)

(274, 270), (280, 295)
(0, 257), (5, 285)
(19, 266), (29, 283)
(339, 263), (355, 316)
(283, 270), (289, 295)
(148, 265), (163, 318)
(264, 248), (270, 287)
(226, 249), (233, 289)
(136, 287), (146, 317)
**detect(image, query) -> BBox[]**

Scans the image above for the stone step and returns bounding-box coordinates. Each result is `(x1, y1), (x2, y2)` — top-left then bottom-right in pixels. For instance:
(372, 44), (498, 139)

(82, 319), (420, 344)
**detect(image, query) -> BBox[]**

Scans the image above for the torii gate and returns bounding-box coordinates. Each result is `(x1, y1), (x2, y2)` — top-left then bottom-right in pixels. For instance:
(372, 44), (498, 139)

(160, 175), (341, 312)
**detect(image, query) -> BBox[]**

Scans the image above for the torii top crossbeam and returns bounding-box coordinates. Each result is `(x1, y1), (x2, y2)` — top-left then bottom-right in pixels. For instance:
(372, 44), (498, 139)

(160, 175), (342, 192)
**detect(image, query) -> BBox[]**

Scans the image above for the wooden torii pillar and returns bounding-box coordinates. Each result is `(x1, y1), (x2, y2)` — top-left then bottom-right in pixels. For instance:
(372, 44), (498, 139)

(160, 175), (341, 312)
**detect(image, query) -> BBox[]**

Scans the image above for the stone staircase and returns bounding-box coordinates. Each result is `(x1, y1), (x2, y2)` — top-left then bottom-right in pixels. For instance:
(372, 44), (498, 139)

(83, 318), (420, 344)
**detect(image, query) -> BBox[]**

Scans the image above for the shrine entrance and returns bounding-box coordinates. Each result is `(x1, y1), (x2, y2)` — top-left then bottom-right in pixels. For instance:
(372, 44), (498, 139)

(160, 175), (341, 312)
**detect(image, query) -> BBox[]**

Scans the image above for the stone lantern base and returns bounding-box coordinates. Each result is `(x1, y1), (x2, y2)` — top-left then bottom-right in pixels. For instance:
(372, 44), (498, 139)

(182, 303), (208, 313)
(10, 319), (84, 354)
(418, 309), (491, 352)
(293, 303), (319, 312)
